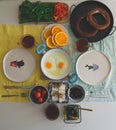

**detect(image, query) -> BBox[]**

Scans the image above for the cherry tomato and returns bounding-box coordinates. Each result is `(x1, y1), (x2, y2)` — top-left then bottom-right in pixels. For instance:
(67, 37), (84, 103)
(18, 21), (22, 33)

(38, 97), (43, 103)
(41, 90), (47, 95)
(37, 88), (42, 92)
(35, 91), (41, 99)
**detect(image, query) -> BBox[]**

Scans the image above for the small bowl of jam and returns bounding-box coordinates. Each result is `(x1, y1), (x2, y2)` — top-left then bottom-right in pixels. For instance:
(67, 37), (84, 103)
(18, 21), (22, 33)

(68, 85), (85, 103)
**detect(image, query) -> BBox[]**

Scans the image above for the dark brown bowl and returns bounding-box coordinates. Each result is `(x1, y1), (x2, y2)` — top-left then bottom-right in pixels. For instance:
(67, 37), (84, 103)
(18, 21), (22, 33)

(68, 85), (85, 103)
(45, 104), (59, 120)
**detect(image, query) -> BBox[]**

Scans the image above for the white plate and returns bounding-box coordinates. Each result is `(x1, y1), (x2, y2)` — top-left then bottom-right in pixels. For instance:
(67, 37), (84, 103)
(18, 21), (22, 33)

(3, 48), (36, 82)
(41, 49), (72, 80)
(76, 50), (111, 85)
(41, 23), (69, 43)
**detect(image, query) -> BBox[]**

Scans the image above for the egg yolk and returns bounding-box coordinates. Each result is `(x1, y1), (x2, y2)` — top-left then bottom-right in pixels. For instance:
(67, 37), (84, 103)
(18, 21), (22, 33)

(58, 62), (64, 69)
(45, 62), (52, 69)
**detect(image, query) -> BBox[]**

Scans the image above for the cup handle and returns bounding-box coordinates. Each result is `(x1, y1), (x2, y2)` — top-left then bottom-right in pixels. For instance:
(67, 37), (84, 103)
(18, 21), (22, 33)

(68, 73), (78, 83)
(36, 43), (46, 55)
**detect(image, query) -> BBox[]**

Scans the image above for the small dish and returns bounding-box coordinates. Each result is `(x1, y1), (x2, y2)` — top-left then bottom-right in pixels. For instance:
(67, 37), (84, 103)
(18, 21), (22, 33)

(41, 23), (69, 43)
(63, 104), (81, 124)
(48, 80), (69, 103)
(45, 104), (60, 120)
(76, 50), (111, 85)
(20, 34), (35, 48)
(29, 86), (48, 105)
(68, 85), (85, 103)
(40, 48), (72, 80)
(3, 48), (36, 82)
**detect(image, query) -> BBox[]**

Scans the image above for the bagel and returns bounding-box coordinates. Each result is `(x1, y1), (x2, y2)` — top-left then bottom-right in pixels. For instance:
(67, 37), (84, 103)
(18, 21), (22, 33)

(76, 15), (98, 38)
(87, 7), (110, 30)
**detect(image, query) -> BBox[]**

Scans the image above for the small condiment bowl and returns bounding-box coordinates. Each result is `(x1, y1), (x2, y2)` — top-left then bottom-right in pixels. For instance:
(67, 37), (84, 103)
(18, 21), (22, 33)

(29, 86), (48, 105)
(75, 38), (93, 52)
(20, 34), (35, 48)
(68, 85), (85, 103)
(45, 103), (60, 120)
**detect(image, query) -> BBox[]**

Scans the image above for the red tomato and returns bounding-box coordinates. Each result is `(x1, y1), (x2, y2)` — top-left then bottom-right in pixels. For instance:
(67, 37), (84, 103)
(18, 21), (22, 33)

(41, 90), (47, 95)
(38, 97), (43, 103)
(35, 91), (41, 99)
(37, 88), (41, 92)
(53, 2), (68, 21)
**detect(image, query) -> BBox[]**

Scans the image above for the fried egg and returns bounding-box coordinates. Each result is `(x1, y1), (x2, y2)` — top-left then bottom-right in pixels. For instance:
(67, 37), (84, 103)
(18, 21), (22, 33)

(44, 52), (69, 77)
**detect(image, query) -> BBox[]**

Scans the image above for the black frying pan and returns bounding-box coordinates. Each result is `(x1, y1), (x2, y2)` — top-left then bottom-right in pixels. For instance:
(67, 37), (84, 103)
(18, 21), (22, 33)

(70, 0), (115, 42)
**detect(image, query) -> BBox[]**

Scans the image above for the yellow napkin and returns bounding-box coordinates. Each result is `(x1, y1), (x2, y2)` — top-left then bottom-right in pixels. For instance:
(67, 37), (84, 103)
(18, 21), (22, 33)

(0, 24), (49, 102)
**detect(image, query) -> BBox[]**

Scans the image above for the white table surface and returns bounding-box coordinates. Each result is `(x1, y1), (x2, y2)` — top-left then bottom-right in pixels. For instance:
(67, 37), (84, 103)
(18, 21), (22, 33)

(0, 0), (116, 130)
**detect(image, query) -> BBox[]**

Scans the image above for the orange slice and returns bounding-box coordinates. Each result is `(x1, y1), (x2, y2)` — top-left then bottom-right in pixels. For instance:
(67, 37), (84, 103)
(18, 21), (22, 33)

(43, 28), (52, 39)
(55, 32), (68, 46)
(51, 25), (63, 34)
(46, 36), (56, 48)
(52, 33), (59, 47)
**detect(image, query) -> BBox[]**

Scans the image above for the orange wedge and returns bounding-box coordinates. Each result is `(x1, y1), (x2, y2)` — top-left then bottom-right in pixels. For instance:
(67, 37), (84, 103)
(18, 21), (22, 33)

(51, 25), (63, 34)
(46, 36), (56, 48)
(43, 28), (52, 39)
(54, 32), (68, 46)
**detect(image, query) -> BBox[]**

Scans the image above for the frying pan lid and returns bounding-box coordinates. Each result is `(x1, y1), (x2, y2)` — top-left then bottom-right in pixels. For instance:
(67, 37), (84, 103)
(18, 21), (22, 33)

(70, 0), (114, 42)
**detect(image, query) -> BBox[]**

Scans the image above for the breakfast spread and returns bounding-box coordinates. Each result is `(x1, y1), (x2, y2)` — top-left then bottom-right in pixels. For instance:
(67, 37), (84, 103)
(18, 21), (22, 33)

(1, 0), (115, 124)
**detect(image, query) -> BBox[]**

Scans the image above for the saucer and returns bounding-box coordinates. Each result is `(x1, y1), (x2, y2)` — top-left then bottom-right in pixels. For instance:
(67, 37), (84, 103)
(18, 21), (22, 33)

(76, 50), (111, 85)
(3, 48), (36, 82)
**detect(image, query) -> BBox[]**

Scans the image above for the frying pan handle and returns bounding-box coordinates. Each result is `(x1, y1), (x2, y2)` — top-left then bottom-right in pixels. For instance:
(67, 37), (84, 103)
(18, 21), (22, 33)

(108, 26), (116, 36)
(70, 4), (76, 14)
(36, 43), (46, 55)
(68, 73), (78, 83)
